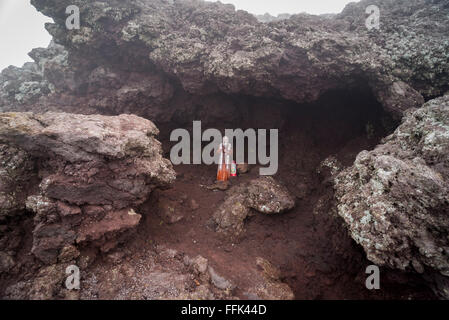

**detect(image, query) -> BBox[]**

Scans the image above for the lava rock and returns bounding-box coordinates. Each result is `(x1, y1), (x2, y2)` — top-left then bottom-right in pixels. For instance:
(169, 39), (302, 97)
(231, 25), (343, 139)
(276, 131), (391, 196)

(212, 177), (295, 239)
(0, 144), (36, 221)
(0, 112), (175, 264)
(212, 193), (250, 240)
(246, 177), (296, 214)
(3, 0), (448, 120)
(237, 163), (249, 174)
(334, 94), (449, 298)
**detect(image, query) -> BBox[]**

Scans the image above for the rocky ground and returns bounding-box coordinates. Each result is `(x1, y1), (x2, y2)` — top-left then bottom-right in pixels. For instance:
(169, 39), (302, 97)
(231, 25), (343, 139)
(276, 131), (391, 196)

(0, 0), (448, 300)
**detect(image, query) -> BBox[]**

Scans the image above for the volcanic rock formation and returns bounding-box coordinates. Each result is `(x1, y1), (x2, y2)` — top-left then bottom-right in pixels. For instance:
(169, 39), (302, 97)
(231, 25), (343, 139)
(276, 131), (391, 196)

(334, 94), (449, 298)
(0, 0), (448, 300)
(0, 112), (175, 265)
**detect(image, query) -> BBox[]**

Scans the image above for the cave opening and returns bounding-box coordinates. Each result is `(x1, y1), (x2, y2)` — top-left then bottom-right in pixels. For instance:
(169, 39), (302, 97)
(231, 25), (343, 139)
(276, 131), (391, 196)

(155, 83), (398, 187)
(137, 85), (436, 300)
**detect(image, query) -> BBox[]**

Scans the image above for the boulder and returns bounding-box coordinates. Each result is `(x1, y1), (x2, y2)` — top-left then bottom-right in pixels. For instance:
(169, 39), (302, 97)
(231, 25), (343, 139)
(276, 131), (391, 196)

(212, 193), (250, 240)
(0, 112), (175, 264)
(334, 94), (449, 298)
(246, 177), (295, 214)
(212, 177), (295, 239)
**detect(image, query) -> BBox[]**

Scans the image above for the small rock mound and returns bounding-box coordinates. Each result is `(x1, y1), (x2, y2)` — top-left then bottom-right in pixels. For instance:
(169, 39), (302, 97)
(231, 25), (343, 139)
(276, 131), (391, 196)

(246, 176), (296, 214)
(0, 144), (36, 220)
(212, 176), (295, 240)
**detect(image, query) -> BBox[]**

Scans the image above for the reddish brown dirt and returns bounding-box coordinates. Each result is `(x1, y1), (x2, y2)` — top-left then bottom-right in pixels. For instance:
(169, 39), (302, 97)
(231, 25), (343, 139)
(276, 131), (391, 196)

(137, 162), (434, 300)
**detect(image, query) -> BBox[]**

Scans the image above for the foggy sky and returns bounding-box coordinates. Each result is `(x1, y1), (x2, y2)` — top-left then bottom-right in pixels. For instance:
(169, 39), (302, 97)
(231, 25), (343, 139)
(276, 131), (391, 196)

(223, 0), (356, 15)
(0, 0), (357, 72)
(0, 0), (52, 71)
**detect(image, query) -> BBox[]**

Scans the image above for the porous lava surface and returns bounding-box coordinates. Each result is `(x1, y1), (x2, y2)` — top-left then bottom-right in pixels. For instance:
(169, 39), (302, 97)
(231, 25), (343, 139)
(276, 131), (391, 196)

(0, 0), (448, 300)
(0, 112), (174, 297)
(212, 177), (296, 240)
(2, 0), (449, 121)
(335, 94), (449, 298)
